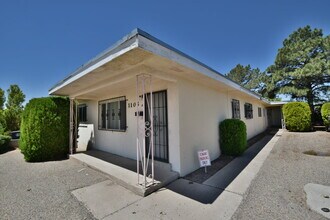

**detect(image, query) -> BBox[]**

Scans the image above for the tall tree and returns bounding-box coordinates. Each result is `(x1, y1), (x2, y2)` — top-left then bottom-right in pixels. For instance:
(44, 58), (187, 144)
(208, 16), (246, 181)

(0, 88), (5, 110)
(3, 85), (25, 131)
(6, 84), (25, 109)
(226, 64), (267, 95)
(267, 26), (330, 107)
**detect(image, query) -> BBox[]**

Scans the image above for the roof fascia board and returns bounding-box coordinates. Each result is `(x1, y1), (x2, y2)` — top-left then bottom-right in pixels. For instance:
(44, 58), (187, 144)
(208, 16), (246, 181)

(137, 34), (266, 103)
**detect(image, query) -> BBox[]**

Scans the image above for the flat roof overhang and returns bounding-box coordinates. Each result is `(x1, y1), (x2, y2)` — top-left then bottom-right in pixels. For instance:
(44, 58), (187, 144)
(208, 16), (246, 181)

(267, 101), (288, 107)
(49, 28), (270, 104)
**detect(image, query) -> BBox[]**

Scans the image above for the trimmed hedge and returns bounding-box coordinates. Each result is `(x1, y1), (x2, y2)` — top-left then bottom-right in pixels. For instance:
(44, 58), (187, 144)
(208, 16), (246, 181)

(0, 135), (11, 152)
(20, 97), (70, 162)
(282, 102), (311, 132)
(321, 103), (330, 128)
(219, 119), (247, 156)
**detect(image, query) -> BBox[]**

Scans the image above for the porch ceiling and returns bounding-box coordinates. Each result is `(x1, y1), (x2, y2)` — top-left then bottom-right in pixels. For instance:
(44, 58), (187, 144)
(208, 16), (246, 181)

(50, 48), (150, 98)
(50, 48), (261, 102)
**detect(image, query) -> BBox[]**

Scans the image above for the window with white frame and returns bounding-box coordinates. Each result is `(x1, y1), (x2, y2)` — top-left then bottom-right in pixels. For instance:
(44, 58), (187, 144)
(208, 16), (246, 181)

(78, 104), (87, 122)
(231, 99), (240, 119)
(258, 107), (262, 117)
(98, 96), (126, 131)
(244, 103), (253, 119)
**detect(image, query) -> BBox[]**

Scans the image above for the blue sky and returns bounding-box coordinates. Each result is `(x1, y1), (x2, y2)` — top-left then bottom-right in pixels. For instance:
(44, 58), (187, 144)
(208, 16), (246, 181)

(0, 0), (330, 103)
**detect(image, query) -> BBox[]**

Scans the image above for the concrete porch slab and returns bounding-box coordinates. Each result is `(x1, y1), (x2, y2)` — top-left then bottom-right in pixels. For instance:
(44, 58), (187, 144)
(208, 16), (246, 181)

(70, 151), (179, 196)
(72, 180), (142, 219)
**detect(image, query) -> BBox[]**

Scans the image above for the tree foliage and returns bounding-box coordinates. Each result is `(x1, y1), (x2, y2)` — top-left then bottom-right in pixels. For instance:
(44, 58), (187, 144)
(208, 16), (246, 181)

(267, 26), (330, 107)
(0, 84), (26, 131)
(3, 108), (22, 131)
(0, 88), (5, 110)
(6, 85), (25, 109)
(321, 102), (330, 128)
(0, 112), (5, 134)
(226, 64), (267, 96)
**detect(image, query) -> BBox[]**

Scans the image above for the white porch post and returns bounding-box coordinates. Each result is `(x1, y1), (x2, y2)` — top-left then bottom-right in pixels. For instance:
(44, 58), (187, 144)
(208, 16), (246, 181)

(136, 74), (154, 188)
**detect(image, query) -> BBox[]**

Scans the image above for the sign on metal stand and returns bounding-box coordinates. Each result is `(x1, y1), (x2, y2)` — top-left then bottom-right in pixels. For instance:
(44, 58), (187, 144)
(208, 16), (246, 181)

(197, 150), (211, 173)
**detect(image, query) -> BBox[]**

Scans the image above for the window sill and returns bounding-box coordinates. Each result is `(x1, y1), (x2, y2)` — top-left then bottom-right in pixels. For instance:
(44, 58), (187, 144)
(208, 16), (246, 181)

(98, 128), (127, 132)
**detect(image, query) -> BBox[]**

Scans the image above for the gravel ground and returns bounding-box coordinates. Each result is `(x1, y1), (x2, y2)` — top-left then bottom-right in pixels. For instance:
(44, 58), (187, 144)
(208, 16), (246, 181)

(232, 131), (330, 220)
(184, 155), (234, 183)
(0, 150), (107, 220)
(184, 129), (276, 184)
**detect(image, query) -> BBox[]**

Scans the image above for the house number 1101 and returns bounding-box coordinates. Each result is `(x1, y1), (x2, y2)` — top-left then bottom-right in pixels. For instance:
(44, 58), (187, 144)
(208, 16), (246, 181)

(128, 102), (142, 108)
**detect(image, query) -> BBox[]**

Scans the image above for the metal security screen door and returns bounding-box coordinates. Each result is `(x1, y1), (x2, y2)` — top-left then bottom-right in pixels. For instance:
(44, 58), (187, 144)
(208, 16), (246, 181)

(145, 90), (169, 162)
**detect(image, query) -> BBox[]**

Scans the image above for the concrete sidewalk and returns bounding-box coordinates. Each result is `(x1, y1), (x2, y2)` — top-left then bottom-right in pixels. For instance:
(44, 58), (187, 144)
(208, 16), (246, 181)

(72, 130), (283, 219)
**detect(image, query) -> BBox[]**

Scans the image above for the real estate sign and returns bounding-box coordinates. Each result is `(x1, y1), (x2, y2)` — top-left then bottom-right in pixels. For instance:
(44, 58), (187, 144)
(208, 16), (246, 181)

(198, 150), (211, 167)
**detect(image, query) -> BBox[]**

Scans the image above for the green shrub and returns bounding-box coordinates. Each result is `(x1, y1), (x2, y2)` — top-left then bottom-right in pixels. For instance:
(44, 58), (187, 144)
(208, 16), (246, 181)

(321, 103), (330, 128)
(20, 97), (70, 162)
(282, 102), (311, 132)
(219, 119), (247, 156)
(0, 122), (5, 135)
(0, 111), (6, 134)
(0, 135), (11, 152)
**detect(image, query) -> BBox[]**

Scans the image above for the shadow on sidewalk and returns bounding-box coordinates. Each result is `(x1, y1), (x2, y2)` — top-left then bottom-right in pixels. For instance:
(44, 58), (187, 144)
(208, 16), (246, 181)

(168, 129), (279, 204)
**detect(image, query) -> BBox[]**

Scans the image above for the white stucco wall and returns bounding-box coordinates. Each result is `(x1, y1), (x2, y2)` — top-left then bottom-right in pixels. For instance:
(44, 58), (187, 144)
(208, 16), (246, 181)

(177, 78), (268, 176)
(79, 79), (182, 173)
(80, 75), (268, 177)
(227, 94), (268, 139)
(178, 79), (225, 176)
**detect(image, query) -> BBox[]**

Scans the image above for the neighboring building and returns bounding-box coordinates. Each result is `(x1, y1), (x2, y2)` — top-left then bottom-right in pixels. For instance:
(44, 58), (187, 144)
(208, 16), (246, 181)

(267, 102), (287, 127)
(49, 28), (282, 177)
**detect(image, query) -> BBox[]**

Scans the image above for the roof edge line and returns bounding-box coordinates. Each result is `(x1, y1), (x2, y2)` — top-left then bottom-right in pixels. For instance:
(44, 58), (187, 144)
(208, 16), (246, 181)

(49, 28), (140, 93)
(136, 33), (266, 103)
(49, 28), (268, 104)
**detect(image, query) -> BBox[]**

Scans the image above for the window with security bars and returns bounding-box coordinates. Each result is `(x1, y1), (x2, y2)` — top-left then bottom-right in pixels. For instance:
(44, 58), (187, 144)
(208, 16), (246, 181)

(244, 103), (253, 119)
(258, 107), (262, 117)
(98, 96), (126, 131)
(78, 104), (87, 122)
(231, 99), (240, 119)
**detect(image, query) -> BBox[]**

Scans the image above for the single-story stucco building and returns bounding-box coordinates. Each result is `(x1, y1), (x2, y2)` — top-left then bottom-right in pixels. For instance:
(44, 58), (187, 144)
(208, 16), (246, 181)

(49, 28), (283, 180)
